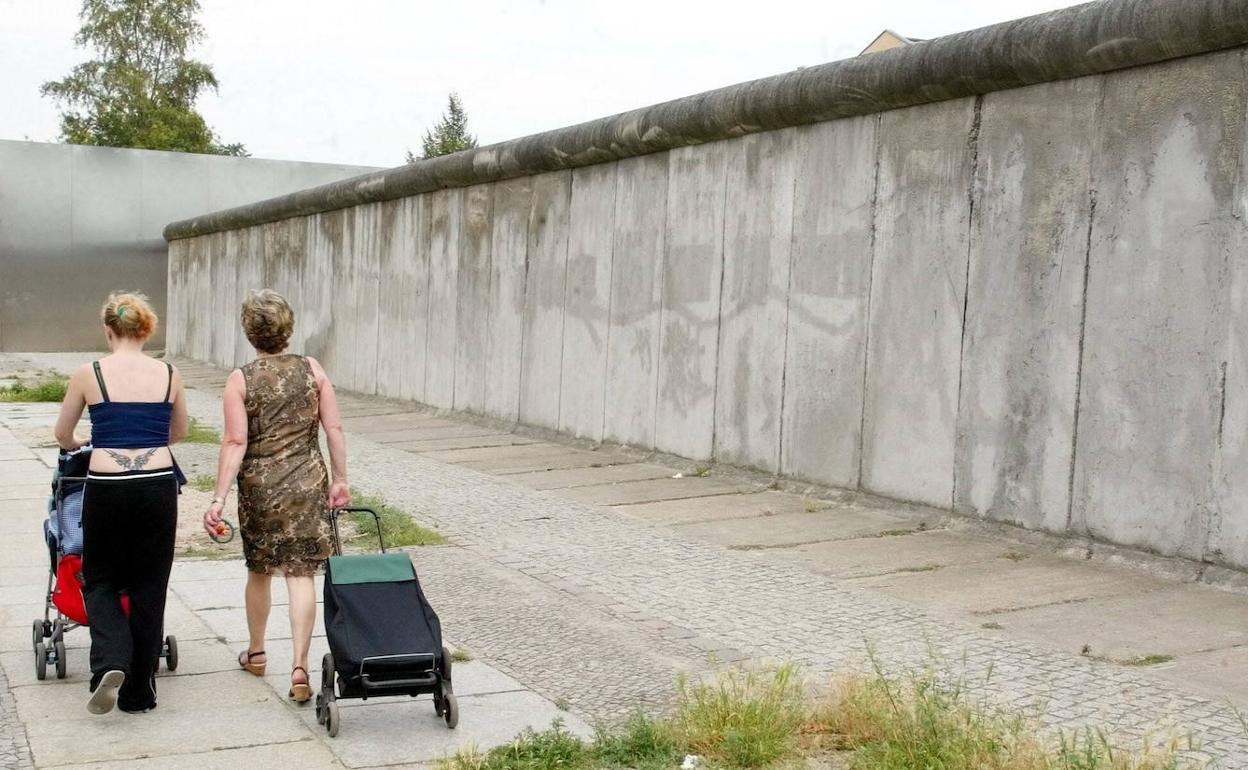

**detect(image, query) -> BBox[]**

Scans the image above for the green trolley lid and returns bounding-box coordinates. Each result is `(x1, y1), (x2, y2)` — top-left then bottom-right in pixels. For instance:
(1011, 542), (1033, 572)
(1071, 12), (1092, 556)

(328, 552), (415, 585)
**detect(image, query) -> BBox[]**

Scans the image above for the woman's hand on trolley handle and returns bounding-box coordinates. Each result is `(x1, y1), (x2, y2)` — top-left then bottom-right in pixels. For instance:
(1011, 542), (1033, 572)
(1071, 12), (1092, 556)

(329, 481), (351, 510)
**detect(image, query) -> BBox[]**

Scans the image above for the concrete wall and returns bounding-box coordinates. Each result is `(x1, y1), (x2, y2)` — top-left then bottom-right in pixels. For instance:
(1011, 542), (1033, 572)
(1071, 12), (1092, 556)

(0, 140), (376, 351)
(165, 4), (1248, 569)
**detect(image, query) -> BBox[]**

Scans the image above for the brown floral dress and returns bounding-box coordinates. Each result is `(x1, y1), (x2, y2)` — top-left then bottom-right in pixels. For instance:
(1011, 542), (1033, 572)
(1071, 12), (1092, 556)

(237, 354), (333, 576)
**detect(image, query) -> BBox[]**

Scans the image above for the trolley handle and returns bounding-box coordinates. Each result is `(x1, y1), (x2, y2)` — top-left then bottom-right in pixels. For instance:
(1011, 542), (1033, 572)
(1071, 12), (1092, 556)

(329, 507), (386, 555)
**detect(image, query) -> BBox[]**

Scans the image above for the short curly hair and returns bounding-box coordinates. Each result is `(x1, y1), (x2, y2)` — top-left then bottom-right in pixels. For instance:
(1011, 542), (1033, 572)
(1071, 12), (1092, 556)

(240, 289), (294, 354)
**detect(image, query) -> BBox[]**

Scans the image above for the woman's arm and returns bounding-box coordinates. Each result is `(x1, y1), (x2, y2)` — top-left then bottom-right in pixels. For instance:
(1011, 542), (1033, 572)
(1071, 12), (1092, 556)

(53, 367), (90, 450)
(167, 366), (189, 444)
(203, 370), (248, 534)
(308, 357), (350, 509)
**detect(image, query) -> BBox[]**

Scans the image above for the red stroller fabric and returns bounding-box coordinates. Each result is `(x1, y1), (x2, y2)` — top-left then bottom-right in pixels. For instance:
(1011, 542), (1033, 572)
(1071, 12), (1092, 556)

(52, 554), (129, 626)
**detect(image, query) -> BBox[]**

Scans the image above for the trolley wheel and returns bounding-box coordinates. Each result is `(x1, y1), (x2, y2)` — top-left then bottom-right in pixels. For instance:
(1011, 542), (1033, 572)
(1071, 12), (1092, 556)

(443, 691), (459, 729)
(321, 653), (335, 696)
(315, 690), (327, 725)
(31, 619), (44, 647)
(54, 640), (67, 680)
(34, 642), (47, 681)
(441, 645), (453, 681)
(325, 700), (340, 737)
(164, 635), (179, 671)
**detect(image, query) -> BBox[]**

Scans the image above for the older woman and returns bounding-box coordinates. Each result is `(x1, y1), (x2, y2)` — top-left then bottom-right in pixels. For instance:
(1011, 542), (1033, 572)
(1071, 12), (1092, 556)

(203, 290), (350, 703)
(54, 292), (189, 714)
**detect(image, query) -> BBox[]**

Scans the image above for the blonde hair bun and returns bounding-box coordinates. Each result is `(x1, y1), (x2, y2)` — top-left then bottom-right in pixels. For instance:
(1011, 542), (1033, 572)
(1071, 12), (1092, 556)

(102, 291), (158, 341)
(241, 289), (295, 354)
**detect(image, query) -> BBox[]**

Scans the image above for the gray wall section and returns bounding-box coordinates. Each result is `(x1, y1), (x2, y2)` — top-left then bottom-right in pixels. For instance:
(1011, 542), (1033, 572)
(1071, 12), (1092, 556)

(954, 77), (1098, 531)
(168, 48), (1248, 570)
(0, 140), (376, 351)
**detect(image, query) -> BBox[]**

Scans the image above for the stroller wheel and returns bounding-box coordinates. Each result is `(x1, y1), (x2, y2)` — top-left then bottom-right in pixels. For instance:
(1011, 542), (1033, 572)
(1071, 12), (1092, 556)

(325, 700), (340, 737)
(54, 640), (67, 679)
(443, 691), (459, 729)
(34, 642), (47, 681)
(31, 619), (44, 647)
(164, 636), (179, 671)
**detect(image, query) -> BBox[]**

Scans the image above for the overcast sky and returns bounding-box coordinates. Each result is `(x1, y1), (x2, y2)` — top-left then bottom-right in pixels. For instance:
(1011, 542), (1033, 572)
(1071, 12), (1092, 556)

(1, 0), (1085, 169)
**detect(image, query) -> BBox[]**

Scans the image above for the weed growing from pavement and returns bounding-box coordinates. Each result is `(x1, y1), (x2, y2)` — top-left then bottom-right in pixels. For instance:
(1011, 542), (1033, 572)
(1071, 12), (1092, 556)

(441, 661), (1195, 770)
(802, 497), (827, 513)
(190, 474), (215, 492)
(1121, 655), (1175, 667)
(346, 490), (446, 548)
(0, 375), (68, 402)
(452, 648), (474, 663)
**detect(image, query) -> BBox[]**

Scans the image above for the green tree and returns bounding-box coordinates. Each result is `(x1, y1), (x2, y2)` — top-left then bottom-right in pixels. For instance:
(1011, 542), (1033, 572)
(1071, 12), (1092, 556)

(407, 92), (477, 162)
(41, 0), (246, 156)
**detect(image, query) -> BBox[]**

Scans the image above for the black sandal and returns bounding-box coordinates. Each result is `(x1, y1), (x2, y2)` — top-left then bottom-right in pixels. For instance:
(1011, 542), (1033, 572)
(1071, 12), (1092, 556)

(289, 666), (312, 703)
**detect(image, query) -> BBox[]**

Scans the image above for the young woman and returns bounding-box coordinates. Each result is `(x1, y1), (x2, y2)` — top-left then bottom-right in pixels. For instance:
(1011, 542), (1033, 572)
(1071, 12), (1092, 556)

(54, 292), (189, 714)
(203, 289), (350, 703)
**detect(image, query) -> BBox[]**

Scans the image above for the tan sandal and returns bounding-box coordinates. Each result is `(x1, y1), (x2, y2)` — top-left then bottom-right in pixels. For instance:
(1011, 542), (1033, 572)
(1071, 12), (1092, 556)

(289, 666), (312, 703)
(238, 650), (267, 677)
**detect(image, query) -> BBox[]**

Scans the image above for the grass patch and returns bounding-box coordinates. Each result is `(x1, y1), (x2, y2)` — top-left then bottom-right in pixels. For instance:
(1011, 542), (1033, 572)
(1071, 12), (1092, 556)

(189, 474), (215, 493)
(452, 647), (474, 663)
(896, 563), (942, 573)
(693, 464), (713, 478)
(1121, 654), (1175, 667)
(184, 417), (221, 443)
(347, 491), (446, 548)
(802, 497), (827, 513)
(0, 375), (68, 402)
(178, 545), (239, 561)
(1001, 549), (1030, 562)
(439, 662), (1194, 770)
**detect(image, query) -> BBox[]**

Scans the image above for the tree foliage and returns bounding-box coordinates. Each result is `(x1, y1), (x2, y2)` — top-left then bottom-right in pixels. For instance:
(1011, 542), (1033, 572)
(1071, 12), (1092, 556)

(407, 93), (477, 162)
(41, 0), (246, 155)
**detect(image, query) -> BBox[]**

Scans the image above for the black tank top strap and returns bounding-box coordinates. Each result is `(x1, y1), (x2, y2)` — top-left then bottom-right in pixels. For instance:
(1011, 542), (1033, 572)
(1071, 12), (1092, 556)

(164, 362), (173, 402)
(92, 361), (110, 402)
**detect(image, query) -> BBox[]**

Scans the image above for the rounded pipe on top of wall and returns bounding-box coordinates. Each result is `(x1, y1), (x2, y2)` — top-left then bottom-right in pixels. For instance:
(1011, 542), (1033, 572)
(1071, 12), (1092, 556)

(163, 0), (1248, 241)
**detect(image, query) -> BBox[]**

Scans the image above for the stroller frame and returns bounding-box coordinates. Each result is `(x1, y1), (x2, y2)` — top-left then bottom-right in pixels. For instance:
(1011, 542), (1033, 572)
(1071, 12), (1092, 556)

(32, 469), (178, 681)
(315, 507), (458, 737)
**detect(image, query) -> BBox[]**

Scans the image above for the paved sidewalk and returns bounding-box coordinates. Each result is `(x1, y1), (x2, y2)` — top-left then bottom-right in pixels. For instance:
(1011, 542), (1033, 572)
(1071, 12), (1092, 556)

(0, 397), (583, 768)
(9, 352), (1248, 767)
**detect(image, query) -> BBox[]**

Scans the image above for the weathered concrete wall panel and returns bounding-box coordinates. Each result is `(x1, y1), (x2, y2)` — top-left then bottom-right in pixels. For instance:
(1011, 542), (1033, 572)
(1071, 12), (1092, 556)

(780, 116), (877, 487)
(654, 143), (727, 461)
(454, 185), (495, 414)
(519, 171), (572, 430)
(424, 190), (463, 409)
(954, 78), (1099, 533)
(1072, 52), (1244, 559)
(398, 197), (433, 403)
(861, 99), (977, 507)
(714, 130), (796, 472)
(604, 154), (668, 448)
(560, 165), (618, 441)
(483, 180), (532, 423)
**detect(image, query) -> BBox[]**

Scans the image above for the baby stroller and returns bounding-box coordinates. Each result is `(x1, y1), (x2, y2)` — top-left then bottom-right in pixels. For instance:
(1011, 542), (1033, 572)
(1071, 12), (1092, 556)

(32, 446), (178, 680)
(316, 507), (457, 737)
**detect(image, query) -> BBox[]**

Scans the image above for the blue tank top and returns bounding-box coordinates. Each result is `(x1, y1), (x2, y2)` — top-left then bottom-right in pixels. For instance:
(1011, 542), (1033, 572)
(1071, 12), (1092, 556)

(88, 360), (174, 449)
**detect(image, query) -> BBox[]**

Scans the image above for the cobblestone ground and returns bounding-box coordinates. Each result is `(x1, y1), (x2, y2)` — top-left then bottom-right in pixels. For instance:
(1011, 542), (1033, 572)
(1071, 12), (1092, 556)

(16, 353), (1248, 767)
(0, 630), (34, 770)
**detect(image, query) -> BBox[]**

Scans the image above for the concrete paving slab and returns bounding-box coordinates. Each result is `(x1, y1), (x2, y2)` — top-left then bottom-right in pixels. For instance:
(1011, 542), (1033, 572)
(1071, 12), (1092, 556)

(0, 541), (56, 568)
(169, 557), (249, 582)
(670, 508), (931, 548)
(53, 739), (341, 770)
(761, 530), (1015, 578)
(619, 490), (813, 524)
(0, 458), (52, 483)
(984, 585), (1248, 659)
(423, 443), (597, 464)
(341, 413), (450, 432)
(4, 482), (52, 500)
(459, 450), (635, 475)
(261, 649), (527, 700)
(1, 637), (227, 688)
(368, 425), (503, 445)
(1150, 646), (1248, 710)
(170, 574), (325, 611)
(388, 434), (538, 453)
(505, 463), (677, 491)
(0, 445), (36, 461)
(292, 689), (590, 768)
(16, 672), (311, 767)
(851, 555), (1167, 615)
(553, 477), (761, 507)
(197, 606), (326, 643)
